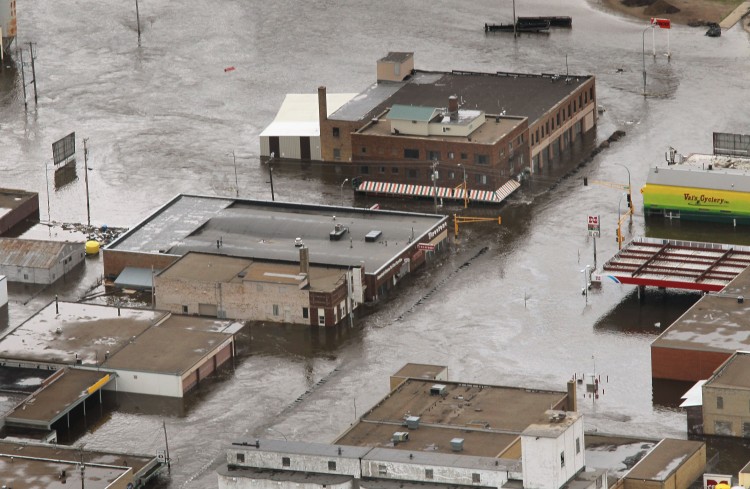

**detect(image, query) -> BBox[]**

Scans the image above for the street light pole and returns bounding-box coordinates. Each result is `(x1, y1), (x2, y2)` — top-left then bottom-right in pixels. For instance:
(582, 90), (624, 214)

(232, 150), (239, 198)
(614, 163), (633, 222)
(642, 24), (652, 96)
(458, 163), (468, 208)
(431, 160), (439, 214)
(269, 152), (275, 201)
(340, 178), (349, 207)
(617, 192), (626, 250)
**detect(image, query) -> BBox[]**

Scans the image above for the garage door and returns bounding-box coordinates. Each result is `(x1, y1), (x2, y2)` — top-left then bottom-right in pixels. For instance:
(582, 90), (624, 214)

(198, 303), (218, 317)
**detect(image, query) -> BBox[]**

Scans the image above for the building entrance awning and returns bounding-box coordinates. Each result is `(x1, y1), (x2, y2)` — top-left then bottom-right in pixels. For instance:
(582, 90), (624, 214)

(356, 179), (520, 203)
(5, 369), (115, 430)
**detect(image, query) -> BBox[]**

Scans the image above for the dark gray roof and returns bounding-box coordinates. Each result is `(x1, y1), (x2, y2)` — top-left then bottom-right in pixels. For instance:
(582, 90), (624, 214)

(108, 195), (446, 277)
(330, 70), (591, 125)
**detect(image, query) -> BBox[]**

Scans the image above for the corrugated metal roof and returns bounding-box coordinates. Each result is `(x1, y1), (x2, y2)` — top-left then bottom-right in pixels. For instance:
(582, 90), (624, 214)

(0, 239), (79, 269)
(388, 104), (438, 122)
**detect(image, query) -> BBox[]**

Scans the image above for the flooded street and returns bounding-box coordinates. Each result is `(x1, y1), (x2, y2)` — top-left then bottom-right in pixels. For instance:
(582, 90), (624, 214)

(1, 0), (750, 487)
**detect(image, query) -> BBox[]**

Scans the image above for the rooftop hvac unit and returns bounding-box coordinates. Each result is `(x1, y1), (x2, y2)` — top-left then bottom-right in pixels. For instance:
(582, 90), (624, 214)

(365, 230), (382, 242)
(430, 384), (447, 396)
(450, 438), (464, 452)
(392, 432), (409, 443)
(405, 416), (420, 429)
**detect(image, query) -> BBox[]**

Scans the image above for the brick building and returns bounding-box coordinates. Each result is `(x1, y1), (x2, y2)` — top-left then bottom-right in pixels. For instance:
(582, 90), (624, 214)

(309, 52), (596, 202)
(155, 250), (360, 327)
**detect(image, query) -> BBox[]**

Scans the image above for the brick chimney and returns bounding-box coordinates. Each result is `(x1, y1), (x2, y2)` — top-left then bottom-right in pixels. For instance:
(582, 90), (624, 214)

(448, 95), (459, 121)
(299, 246), (310, 277)
(318, 86), (328, 125)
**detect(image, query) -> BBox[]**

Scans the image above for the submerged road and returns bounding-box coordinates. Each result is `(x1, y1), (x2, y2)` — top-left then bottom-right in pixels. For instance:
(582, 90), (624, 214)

(1, 0), (750, 487)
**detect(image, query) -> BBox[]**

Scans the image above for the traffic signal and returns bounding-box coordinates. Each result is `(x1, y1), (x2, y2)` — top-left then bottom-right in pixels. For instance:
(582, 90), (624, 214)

(626, 193), (632, 208)
(583, 177), (588, 186)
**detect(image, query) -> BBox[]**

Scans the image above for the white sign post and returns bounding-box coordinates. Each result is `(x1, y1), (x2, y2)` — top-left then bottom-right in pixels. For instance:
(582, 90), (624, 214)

(588, 215), (600, 270)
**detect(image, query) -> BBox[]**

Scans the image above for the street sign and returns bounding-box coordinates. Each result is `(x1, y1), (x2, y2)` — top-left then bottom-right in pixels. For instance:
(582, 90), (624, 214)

(587, 215), (600, 237)
(417, 243), (435, 251)
(651, 18), (671, 29)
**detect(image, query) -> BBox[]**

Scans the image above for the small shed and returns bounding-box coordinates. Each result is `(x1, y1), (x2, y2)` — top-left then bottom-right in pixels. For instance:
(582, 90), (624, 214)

(0, 238), (85, 284)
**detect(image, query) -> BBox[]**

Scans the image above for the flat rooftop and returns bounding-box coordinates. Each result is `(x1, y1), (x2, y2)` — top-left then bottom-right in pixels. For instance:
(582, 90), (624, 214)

(335, 421), (519, 457)
(158, 252), (347, 292)
(646, 163), (750, 193)
(705, 352), (750, 389)
(218, 465), (354, 484)
(107, 195), (446, 276)
(0, 188), (37, 222)
(0, 439), (157, 488)
(358, 113), (525, 146)
(6, 369), (112, 428)
(392, 363), (447, 380)
(652, 265), (750, 353)
(522, 411), (580, 438)
(361, 378), (567, 432)
(363, 447), (518, 472)
(330, 70), (591, 125)
(102, 315), (234, 374)
(230, 439), (372, 459)
(0, 301), (164, 365)
(335, 378), (567, 457)
(625, 438), (704, 481)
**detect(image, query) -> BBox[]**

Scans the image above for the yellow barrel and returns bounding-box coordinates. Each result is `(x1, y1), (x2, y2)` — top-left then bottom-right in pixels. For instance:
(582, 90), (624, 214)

(85, 240), (100, 255)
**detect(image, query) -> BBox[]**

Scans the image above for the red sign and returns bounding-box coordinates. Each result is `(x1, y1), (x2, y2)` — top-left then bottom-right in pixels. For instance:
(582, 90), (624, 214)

(417, 243), (435, 251)
(651, 18), (671, 29)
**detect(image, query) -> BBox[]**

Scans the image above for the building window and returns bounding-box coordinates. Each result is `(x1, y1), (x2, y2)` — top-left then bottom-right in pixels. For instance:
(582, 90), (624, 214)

(408, 169), (418, 179)
(744, 423), (750, 438)
(449, 171), (455, 179)
(380, 166), (386, 174)
(476, 174), (487, 185)
(333, 148), (341, 160)
(23, 273), (28, 280)
(448, 152), (455, 159)
(303, 307), (309, 319)
(391, 167), (399, 174)
(361, 165), (369, 174)
(718, 396), (724, 409)
(460, 153), (468, 160)
(333, 127), (340, 137)
(361, 147), (367, 154)
(404, 148), (419, 159)
(472, 473), (480, 483)
(557, 113), (561, 126)
(714, 420), (732, 435)
(508, 141), (513, 153)
(318, 313), (325, 325)
(425, 469), (434, 479)
(475, 154), (488, 165)
(579, 94), (583, 107)
(428, 150), (441, 161)
(328, 461), (337, 471)
(590, 87), (594, 100)
(237, 453), (245, 464)
(282, 457), (291, 467)
(560, 452), (565, 468)
(182, 305), (188, 314)
(378, 464), (388, 475)
(576, 437), (581, 454)
(546, 121), (550, 134)
(273, 304), (280, 316)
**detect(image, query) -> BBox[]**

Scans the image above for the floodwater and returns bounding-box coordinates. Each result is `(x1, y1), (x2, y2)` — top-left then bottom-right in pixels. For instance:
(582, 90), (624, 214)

(1, 0), (750, 487)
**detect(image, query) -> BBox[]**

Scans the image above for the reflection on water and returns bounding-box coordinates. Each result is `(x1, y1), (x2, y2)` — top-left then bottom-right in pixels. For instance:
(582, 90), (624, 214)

(645, 216), (750, 246)
(54, 160), (78, 190)
(652, 378), (694, 409)
(245, 321), (364, 360)
(594, 289), (701, 336)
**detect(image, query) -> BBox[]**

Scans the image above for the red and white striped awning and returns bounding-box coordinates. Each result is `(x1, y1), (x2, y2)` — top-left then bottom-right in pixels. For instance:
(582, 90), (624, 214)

(356, 179), (520, 204)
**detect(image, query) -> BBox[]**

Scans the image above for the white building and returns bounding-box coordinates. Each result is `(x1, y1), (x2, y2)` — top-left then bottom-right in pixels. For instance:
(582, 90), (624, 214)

(521, 411), (586, 489)
(0, 275), (6, 307)
(0, 238), (85, 284)
(260, 93), (356, 160)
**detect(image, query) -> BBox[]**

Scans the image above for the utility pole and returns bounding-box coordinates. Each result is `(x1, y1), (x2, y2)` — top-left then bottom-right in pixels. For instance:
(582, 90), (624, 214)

(431, 160), (439, 214)
(17, 46), (27, 109)
(163, 420), (171, 472)
(28, 42), (37, 104)
(232, 150), (239, 197)
(512, 0), (517, 38)
(79, 445), (86, 489)
(135, 0), (141, 46)
(83, 138), (91, 227)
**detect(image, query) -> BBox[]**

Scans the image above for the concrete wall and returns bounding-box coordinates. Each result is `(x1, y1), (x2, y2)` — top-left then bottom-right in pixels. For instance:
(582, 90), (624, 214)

(703, 385), (750, 437)
(102, 249), (179, 279)
(521, 417), (585, 489)
(106, 370), (182, 397)
(228, 447), (362, 477)
(261, 136), (323, 160)
(219, 474), (354, 489)
(0, 275), (6, 307)
(651, 346), (731, 382)
(360, 458), (507, 487)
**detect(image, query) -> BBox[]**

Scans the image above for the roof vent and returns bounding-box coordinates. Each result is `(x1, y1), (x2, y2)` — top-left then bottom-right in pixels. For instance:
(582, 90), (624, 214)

(392, 432), (409, 443)
(450, 438), (464, 451)
(430, 384), (447, 396)
(365, 230), (382, 242)
(405, 416), (420, 429)
(237, 271), (246, 278)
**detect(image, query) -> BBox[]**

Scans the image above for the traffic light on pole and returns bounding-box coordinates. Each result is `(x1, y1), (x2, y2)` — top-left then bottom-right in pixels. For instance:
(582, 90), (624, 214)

(627, 193), (632, 208)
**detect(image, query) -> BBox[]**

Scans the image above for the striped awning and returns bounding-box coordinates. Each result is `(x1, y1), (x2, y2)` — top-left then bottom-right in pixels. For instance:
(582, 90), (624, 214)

(356, 179), (520, 204)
